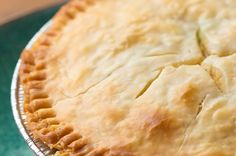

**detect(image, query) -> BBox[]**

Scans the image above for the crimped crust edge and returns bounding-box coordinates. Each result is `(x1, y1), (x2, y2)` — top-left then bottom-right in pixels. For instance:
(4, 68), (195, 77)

(19, 0), (109, 155)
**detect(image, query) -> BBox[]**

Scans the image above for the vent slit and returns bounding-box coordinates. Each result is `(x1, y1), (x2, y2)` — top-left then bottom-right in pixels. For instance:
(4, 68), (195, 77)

(135, 70), (162, 99)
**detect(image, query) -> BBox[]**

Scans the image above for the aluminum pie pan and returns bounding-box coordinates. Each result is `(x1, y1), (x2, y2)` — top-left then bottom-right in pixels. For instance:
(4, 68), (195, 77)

(11, 21), (56, 156)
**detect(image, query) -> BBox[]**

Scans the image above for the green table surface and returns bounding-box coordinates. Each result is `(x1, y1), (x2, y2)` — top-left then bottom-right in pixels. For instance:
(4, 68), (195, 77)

(0, 5), (62, 156)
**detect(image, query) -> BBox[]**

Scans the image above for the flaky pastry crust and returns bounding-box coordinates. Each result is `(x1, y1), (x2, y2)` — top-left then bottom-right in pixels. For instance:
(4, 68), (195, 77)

(20, 0), (236, 155)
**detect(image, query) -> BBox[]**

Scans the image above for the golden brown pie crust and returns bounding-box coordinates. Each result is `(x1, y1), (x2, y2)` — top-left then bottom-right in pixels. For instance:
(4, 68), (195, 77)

(19, 0), (236, 155)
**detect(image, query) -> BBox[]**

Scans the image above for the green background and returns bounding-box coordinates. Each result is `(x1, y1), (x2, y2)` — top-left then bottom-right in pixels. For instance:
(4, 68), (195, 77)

(0, 5), (61, 156)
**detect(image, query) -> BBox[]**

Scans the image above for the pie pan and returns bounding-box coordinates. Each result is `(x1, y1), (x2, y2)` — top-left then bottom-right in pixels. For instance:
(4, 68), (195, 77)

(11, 21), (55, 156)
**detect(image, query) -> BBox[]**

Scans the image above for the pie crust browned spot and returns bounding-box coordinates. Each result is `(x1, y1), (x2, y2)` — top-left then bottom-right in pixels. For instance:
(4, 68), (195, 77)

(20, 0), (236, 155)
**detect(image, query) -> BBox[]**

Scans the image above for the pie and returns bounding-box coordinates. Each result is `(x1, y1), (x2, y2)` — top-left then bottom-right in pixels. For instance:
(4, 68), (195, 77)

(19, 0), (236, 155)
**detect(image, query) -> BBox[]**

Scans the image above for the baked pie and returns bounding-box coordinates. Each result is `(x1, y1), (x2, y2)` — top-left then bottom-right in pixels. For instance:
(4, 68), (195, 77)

(20, 0), (236, 155)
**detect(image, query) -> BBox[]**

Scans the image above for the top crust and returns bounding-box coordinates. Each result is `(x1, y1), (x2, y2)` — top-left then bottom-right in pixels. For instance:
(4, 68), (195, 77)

(20, 0), (236, 155)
